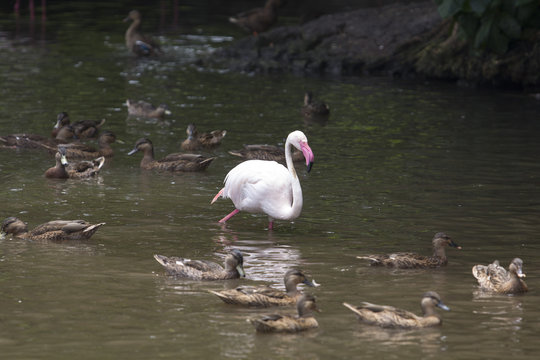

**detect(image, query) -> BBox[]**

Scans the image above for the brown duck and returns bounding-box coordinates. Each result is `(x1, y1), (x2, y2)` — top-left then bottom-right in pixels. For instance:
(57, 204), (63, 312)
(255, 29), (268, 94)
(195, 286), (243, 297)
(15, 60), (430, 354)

(153, 249), (245, 280)
(343, 291), (450, 329)
(0, 217), (105, 241)
(357, 232), (461, 269)
(249, 294), (320, 333)
(301, 91), (330, 119)
(126, 99), (171, 118)
(181, 123), (227, 151)
(229, 0), (284, 35)
(472, 258), (528, 294)
(128, 138), (214, 172)
(124, 10), (161, 56)
(52, 112), (105, 139)
(209, 269), (318, 307)
(40, 131), (118, 160)
(45, 147), (105, 179)
(228, 144), (304, 163)
(1, 128), (74, 152)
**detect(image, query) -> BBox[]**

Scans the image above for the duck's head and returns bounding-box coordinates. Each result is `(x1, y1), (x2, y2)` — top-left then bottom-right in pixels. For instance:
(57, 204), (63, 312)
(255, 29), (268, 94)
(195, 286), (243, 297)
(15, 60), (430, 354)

(54, 112), (71, 129)
(1, 217), (28, 239)
(509, 258), (526, 278)
(297, 294), (320, 317)
(185, 123), (197, 140)
(225, 249), (245, 277)
(284, 269), (318, 288)
(124, 10), (141, 22)
(128, 138), (153, 155)
(98, 131), (118, 145)
(432, 232), (461, 249)
(304, 91), (314, 105)
(56, 147), (69, 166)
(158, 104), (172, 116)
(421, 291), (450, 312)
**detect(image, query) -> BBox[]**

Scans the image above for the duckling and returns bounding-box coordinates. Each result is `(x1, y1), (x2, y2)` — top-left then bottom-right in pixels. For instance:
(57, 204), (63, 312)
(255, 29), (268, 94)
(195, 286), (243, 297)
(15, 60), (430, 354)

(249, 294), (320, 333)
(52, 112), (105, 139)
(45, 147), (105, 179)
(153, 249), (245, 280)
(229, 0), (284, 35)
(472, 258), (528, 294)
(343, 291), (450, 329)
(228, 144), (304, 163)
(357, 232), (461, 269)
(181, 123), (227, 151)
(209, 269), (318, 307)
(0, 217), (105, 241)
(301, 91), (330, 119)
(124, 10), (161, 56)
(125, 99), (171, 118)
(128, 138), (214, 172)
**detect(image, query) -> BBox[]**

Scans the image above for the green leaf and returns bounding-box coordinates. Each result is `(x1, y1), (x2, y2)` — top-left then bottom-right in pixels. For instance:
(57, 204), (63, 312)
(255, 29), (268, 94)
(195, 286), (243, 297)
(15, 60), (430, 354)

(488, 25), (510, 54)
(437, 0), (466, 18)
(457, 13), (480, 38)
(474, 17), (494, 48)
(470, 0), (492, 16)
(497, 13), (521, 39)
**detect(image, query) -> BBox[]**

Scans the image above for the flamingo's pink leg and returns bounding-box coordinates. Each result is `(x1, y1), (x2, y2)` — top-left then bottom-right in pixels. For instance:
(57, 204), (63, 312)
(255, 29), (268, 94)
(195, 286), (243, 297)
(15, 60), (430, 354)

(268, 221), (274, 230)
(219, 209), (239, 223)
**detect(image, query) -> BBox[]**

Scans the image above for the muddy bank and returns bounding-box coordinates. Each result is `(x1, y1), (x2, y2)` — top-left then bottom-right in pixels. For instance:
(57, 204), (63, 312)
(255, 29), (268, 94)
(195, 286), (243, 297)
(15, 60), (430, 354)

(204, 1), (540, 88)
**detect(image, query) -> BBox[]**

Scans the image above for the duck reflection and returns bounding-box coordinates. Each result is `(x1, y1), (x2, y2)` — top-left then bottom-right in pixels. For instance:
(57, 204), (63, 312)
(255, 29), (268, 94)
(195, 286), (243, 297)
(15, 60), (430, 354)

(472, 290), (524, 333)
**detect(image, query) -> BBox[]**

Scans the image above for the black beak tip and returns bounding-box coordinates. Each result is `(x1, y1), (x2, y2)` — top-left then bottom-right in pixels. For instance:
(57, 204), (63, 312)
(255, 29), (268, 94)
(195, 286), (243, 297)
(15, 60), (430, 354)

(306, 162), (313, 173)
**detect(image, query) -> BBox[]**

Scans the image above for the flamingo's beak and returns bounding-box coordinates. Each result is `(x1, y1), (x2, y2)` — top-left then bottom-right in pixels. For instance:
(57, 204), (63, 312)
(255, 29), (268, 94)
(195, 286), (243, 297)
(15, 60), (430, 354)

(300, 142), (314, 173)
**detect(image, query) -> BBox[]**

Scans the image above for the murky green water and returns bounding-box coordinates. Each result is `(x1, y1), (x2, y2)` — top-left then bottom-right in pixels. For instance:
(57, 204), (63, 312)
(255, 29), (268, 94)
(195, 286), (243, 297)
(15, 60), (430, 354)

(1, 2), (540, 359)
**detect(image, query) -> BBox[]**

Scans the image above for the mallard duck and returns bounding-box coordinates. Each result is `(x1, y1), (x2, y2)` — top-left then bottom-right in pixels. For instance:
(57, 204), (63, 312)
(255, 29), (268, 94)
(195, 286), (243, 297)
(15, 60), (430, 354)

(181, 123), (227, 151)
(357, 232), (461, 269)
(0, 217), (105, 241)
(40, 131), (118, 160)
(1, 128), (74, 152)
(124, 10), (161, 56)
(209, 269), (318, 307)
(125, 99), (171, 118)
(153, 249), (245, 280)
(52, 112), (105, 140)
(343, 291), (450, 329)
(128, 138), (214, 172)
(301, 92), (330, 119)
(45, 147), (105, 179)
(229, 0), (284, 35)
(228, 144), (304, 163)
(249, 294), (320, 333)
(472, 258), (528, 294)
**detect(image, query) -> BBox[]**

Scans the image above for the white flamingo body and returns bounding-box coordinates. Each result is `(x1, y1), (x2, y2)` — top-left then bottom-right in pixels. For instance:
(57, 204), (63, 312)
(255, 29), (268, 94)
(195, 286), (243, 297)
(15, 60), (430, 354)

(212, 131), (314, 229)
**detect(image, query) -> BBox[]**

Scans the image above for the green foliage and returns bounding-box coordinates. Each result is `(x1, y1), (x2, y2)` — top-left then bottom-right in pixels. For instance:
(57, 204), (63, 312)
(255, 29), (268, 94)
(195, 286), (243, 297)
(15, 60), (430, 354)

(434, 0), (540, 54)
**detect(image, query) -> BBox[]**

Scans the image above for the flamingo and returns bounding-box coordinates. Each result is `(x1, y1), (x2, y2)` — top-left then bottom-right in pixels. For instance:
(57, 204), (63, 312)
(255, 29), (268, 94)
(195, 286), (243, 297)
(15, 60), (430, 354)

(211, 130), (314, 230)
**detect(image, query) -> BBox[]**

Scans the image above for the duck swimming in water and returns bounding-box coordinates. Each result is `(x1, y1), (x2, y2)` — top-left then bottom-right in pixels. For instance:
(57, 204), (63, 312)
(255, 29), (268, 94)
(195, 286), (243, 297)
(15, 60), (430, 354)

(357, 232), (461, 269)
(125, 99), (171, 118)
(472, 258), (528, 294)
(249, 294), (320, 333)
(124, 10), (161, 56)
(343, 291), (450, 329)
(0, 217), (105, 241)
(181, 123), (227, 151)
(209, 269), (318, 307)
(153, 250), (245, 280)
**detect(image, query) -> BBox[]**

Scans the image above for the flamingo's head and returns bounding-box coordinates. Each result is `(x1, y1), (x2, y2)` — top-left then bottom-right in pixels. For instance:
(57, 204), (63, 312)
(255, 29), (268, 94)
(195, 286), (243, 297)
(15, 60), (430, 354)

(289, 130), (314, 172)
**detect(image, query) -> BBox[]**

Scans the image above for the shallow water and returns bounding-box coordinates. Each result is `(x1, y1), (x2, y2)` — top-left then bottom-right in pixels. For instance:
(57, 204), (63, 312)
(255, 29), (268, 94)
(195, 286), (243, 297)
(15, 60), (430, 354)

(1, 2), (540, 359)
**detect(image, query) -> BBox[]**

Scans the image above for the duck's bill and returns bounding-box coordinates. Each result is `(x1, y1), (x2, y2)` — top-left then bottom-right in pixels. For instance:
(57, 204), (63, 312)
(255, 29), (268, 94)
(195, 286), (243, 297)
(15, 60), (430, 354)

(437, 303), (450, 311)
(127, 148), (139, 155)
(237, 265), (246, 277)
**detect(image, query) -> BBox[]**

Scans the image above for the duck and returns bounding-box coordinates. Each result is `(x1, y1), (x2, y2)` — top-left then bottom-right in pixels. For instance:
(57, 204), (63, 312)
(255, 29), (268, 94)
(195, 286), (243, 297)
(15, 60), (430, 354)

(1, 127), (75, 152)
(249, 294), (320, 333)
(124, 10), (161, 56)
(45, 147), (105, 179)
(228, 144), (304, 163)
(128, 138), (215, 172)
(40, 131), (118, 160)
(153, 249), (245, 280)
(472, 258), (528, 294)
(0, 217), (105, 241)
(125, 99), (171, 118)
(209, 269), (318, 307)
(181, 123), (227, 151)
(301, 91), (330, 119)
(356, 232), (461, 269)
(229, 0), (284, 35)
(343, 291), (450, 329)
(52, 112), (105, 139)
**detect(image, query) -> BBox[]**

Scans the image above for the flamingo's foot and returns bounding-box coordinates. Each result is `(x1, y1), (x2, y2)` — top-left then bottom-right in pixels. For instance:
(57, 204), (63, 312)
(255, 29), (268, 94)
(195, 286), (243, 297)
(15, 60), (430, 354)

(219, 209), (239, 223)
